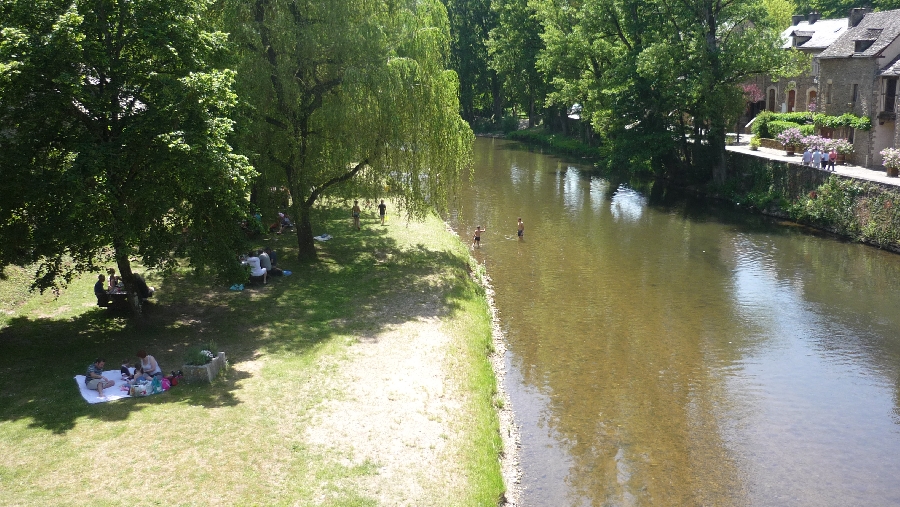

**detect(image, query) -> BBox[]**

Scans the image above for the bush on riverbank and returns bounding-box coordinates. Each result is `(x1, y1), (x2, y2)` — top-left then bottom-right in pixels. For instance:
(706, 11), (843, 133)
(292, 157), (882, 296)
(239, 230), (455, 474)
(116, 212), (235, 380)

(788, 178), (900, 249)
(507, 127), (603, 159)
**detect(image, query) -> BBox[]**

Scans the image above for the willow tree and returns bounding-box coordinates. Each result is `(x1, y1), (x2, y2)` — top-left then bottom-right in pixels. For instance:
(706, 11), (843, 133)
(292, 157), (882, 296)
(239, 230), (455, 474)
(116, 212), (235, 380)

(229, 0), (472, 261)
(0, 0), (254, 297)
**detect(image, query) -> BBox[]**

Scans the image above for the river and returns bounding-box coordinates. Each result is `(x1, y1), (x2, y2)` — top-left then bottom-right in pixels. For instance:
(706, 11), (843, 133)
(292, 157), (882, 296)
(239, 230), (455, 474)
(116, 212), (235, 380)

(450, 137), (900, 506)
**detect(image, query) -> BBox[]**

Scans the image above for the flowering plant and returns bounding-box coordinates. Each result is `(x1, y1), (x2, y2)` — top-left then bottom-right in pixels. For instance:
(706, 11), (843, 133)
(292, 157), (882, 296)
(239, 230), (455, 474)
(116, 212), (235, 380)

(881, 147), (900, 168)
(829, 138), (854, 154)
(801, 135), (828, 150)
(776, 127), (804, 148)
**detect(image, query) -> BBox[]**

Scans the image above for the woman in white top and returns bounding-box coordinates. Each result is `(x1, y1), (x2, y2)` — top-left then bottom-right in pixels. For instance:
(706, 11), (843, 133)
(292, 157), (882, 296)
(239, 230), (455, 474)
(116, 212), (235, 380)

(245, 251), (267, 284)
(136, 349), (163, 377)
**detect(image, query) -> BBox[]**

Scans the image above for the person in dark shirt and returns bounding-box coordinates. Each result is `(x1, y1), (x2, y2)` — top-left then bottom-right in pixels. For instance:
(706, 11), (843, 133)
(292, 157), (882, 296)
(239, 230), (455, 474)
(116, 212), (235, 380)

(94, 274), (110, 307)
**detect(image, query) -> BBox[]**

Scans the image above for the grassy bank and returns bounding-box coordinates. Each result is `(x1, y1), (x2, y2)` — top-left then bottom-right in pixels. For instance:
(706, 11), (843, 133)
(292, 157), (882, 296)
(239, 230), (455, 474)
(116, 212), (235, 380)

(0, 205), (503, 506)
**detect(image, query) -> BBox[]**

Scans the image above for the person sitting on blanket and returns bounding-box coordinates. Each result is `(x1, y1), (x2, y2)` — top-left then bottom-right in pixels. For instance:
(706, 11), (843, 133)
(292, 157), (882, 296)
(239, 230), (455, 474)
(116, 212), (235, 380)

(120, 359), (133, 380)
(131, 364), (152, 383)
(264, 246), (278, 266)
(136, 350), (163, 378)
(86, 358), (115, 397)
(258, 248), (283, 276)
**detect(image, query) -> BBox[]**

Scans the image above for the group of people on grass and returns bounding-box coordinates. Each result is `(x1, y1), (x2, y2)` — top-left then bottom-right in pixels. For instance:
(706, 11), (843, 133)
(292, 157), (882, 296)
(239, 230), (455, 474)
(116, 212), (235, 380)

(350, 199), (388, 230)
(802, 146), (838, 172)
(243, 246), (282, 284)
(93, 268), (155, 308)
(84, 350), (163, 398)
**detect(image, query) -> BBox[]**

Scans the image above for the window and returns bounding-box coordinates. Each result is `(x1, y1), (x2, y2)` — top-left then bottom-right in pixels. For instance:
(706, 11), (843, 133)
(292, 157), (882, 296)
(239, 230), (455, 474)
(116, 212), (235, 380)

(808, 90), (817, 111)
(852, 83), (859, 103)
(855, 39), (875, 52)
(811, 58), (819, 77)
(885, 78), (897, 112)
(788, 90), (796, 112)
(826, 83), (832, 104)
(768, 88), (776, 112)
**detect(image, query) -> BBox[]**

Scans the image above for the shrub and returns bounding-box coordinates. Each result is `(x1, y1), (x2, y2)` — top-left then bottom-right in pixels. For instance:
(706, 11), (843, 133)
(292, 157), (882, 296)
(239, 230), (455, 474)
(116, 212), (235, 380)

(749, 136), (760, 149)
(799, 124), (816, 135)
(184, 340), (218, 366)
(830, 138), (854, 154)
(769, 121), (802, 138)
(776, 127), (804, 147)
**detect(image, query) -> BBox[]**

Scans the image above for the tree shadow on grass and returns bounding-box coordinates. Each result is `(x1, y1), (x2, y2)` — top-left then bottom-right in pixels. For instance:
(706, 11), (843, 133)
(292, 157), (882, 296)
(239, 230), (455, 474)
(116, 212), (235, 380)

(0, 209), (474, 433)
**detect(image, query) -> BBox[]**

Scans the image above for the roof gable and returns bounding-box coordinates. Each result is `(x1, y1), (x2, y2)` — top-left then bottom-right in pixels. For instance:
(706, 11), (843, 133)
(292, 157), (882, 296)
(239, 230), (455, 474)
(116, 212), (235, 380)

(781, 18), (848, 50)
(819, 10), (900, 58)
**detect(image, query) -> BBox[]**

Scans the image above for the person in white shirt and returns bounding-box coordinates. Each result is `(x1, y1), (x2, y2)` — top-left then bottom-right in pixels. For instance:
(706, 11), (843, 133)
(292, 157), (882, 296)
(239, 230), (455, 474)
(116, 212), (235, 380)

(245, 251), (267, 284)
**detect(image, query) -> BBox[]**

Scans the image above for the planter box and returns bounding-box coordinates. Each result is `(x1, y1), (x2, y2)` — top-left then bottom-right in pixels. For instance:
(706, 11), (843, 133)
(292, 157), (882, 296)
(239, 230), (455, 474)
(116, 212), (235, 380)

(182, 352), (226, 383)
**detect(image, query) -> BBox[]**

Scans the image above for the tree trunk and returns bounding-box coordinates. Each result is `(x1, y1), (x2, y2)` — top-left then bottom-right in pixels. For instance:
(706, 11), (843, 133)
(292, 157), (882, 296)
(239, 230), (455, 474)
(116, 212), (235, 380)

(295, 204), (317, 262)
(113, 239), (141, 314)
(710, 124), (728, 185)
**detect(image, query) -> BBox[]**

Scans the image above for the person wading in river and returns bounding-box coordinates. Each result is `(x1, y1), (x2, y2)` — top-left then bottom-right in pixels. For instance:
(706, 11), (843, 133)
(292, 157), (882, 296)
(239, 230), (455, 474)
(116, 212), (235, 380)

(517, 218), (524, 240)
(472, 226), (485, 248)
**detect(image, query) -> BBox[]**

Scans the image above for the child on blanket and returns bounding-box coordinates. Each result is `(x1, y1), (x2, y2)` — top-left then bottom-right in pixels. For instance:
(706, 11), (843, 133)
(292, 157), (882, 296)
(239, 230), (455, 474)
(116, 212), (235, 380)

(120, 359), (133, 380)
(132, 364), (153, 383)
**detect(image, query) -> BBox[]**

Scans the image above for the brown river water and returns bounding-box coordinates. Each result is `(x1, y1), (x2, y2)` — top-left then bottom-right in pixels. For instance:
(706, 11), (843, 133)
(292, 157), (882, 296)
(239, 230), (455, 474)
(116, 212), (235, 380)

(449, 137), (900, 506)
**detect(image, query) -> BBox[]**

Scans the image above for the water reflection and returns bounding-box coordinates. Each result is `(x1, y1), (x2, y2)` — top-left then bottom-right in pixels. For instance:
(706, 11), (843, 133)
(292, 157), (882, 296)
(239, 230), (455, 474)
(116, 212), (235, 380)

(453, 138), (900, 506)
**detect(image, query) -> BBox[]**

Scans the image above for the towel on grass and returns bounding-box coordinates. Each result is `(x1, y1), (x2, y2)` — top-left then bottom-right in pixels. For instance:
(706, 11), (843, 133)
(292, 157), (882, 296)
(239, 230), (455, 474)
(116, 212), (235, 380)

(313, 234), (333, 241)
(74, 369), (133, 404)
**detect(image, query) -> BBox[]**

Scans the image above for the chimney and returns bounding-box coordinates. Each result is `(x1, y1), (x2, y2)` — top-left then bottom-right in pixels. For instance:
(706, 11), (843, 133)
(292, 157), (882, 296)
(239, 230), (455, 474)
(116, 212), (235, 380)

(849, 7), (872, 28)
(792, 15), (805, 26)
(808, 11), (820, 24)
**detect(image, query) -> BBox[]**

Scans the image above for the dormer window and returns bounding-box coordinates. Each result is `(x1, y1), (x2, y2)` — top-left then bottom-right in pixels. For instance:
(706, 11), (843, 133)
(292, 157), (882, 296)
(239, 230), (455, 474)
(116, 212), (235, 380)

(855, 39), (875, 52)
(794, 36), (812, 47)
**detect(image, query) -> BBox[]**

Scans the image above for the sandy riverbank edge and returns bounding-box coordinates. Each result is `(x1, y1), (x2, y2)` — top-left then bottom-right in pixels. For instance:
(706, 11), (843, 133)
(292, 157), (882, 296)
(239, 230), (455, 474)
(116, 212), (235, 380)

(482, 271), (523, 507)
(448, 222), (523, 506)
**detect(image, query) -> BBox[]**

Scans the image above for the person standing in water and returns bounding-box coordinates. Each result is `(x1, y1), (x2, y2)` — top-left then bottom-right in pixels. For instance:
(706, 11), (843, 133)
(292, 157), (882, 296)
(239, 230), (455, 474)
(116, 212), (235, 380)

(378, 200), (387, 225)
(351, 200), (361, 230)
(517, 218), (524, 240)
(472, 226), (485, 247)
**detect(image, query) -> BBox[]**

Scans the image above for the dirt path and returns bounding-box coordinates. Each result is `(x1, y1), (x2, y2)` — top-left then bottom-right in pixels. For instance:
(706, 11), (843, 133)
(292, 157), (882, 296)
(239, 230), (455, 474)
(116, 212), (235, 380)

(300, 267), (521, 506)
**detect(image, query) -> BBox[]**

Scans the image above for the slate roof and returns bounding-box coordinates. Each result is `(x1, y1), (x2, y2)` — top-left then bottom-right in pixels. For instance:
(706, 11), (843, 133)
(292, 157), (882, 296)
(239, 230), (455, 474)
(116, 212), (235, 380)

(880, 54), (900, 76)
(781, 18), (848, 50)
(819, 10), (900, 58)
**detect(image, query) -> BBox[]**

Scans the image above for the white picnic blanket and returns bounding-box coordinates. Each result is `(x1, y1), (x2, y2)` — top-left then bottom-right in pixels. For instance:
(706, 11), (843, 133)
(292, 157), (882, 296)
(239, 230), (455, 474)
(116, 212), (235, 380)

(74, 369), (133, 404)
(313, 233), (333, 241)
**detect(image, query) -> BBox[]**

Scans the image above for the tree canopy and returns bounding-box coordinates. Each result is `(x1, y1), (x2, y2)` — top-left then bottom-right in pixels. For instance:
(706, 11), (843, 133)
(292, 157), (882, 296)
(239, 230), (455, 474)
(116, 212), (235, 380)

(0, 0), (254, 293)
(228, 0), (473, 260)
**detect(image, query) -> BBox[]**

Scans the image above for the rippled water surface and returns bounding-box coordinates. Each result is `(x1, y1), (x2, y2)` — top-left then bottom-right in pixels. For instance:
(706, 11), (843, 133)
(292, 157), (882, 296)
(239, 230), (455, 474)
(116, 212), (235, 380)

(450, 138), (900, 506)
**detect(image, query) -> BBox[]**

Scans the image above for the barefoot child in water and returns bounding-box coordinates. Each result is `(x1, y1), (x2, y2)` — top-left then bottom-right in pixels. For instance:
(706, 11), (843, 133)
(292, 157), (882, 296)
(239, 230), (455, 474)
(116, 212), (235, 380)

(517, 218), (524, 240)
(472, 226), (485, 247)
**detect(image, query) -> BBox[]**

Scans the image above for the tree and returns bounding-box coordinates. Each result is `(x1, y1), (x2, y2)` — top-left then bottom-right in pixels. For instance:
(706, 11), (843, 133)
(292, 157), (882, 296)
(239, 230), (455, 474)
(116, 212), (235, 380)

(0, 0), (254, 299)
(532, 0), (792, 181)
(442, 0), (501, 122)
(487, 0), (548, 126)
(228, 0), (473, 261)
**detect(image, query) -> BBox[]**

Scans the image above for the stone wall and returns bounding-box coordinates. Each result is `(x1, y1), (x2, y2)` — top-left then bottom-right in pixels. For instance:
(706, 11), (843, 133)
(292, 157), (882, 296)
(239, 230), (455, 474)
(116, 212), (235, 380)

(819, 57), (882, 166)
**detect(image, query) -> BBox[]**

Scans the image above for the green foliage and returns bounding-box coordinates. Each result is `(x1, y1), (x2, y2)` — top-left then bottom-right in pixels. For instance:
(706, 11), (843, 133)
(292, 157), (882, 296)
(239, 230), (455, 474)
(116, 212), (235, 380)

(752, 111), (816, 138)
(750, 136), (761, 149)
(0, 0), (255, 292)
(769, 121), (803, 137)
(444, 0), (499, 122)
(507, 127), (603, 159)
(813, 113), (873, 131)
(183, 340), (218, 366)
(486, 0), (548, 123)
(228, 0), (473, 261)
(531, 0), (794, 180)
(799, 124), (816, 135)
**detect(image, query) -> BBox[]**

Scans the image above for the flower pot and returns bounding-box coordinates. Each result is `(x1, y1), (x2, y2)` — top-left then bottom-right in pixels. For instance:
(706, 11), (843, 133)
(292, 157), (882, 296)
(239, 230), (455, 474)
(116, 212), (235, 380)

(182, 352), (226, 383)
(887, 166), (899, 178)
(785, 147), (795, 156)
(836, 153), (846, 165)
(750, 145), (758, 151)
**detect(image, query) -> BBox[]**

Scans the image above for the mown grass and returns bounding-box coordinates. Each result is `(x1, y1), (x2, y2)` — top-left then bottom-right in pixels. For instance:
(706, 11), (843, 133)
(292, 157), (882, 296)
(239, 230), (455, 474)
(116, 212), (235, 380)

(0, 205), (503, 506)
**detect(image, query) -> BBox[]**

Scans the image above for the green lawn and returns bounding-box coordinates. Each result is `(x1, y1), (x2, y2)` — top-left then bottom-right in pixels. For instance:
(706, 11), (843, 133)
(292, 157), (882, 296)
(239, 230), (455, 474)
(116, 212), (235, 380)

(0, 206), (504, 506)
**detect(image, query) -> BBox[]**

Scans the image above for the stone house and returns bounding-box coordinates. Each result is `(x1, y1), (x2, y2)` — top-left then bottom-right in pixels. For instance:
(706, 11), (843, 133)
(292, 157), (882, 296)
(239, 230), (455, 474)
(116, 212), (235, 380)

(817, 8), (900, 166)
(740, 11), (847, 125)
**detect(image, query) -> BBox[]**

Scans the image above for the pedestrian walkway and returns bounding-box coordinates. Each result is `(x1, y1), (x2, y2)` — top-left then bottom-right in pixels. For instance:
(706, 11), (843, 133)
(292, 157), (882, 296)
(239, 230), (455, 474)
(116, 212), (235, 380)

(727, 143), (900, 188)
